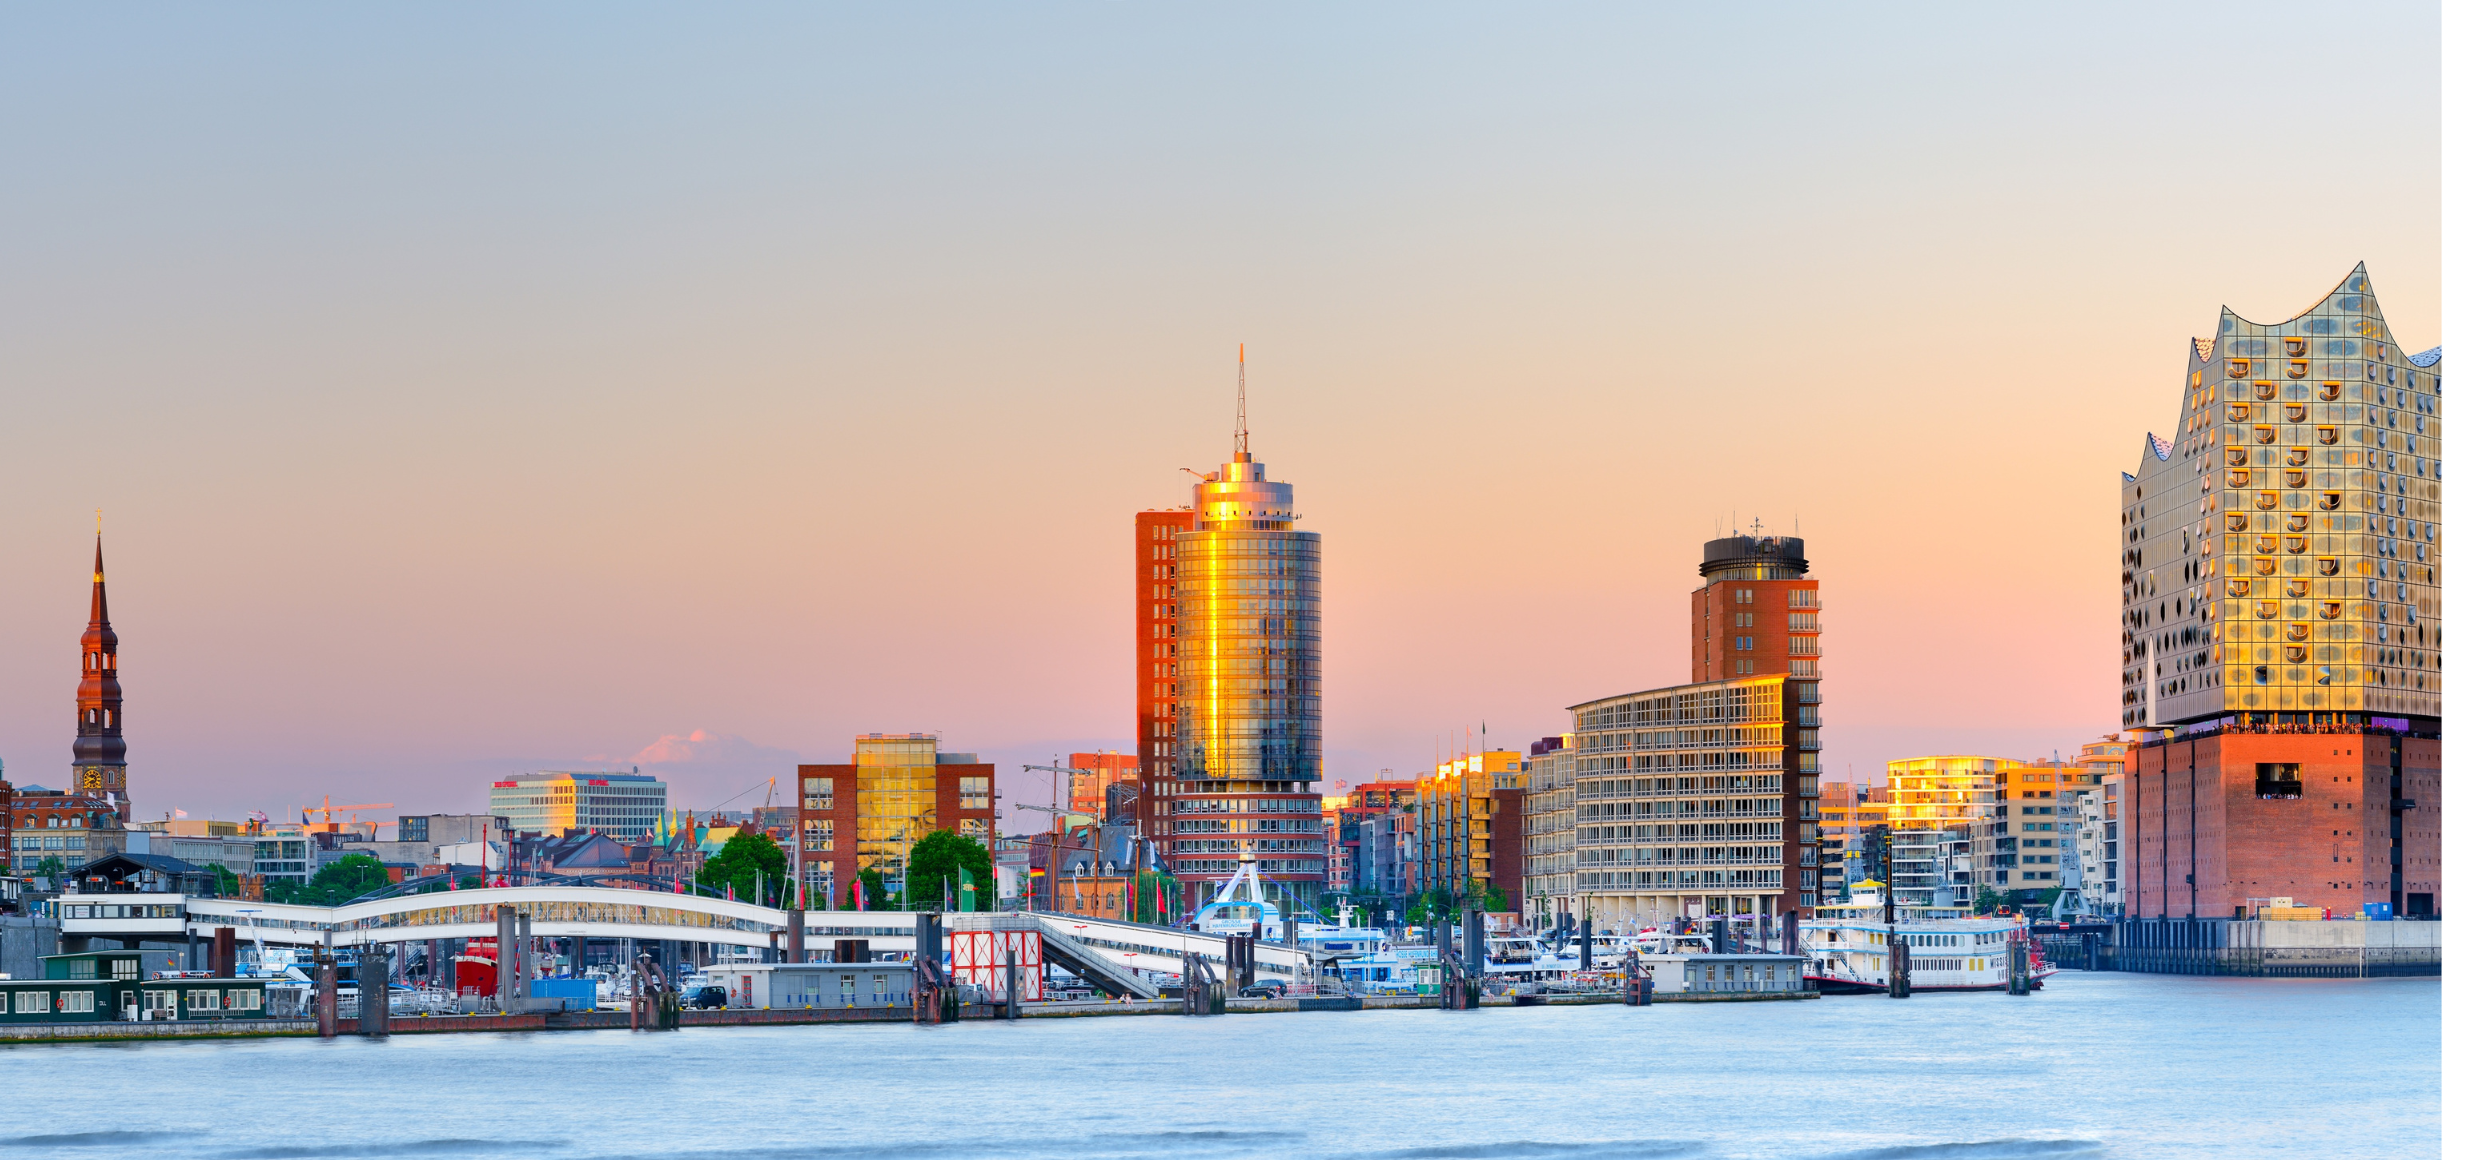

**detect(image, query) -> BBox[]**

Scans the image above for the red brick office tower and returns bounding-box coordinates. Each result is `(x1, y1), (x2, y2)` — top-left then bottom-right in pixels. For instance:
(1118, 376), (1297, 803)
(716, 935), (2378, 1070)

(1689, 530), (1823, 915)
(74, 536), (130, 823)
(1135, 508), (1194, 853)
(1690, 529), (1821, 683)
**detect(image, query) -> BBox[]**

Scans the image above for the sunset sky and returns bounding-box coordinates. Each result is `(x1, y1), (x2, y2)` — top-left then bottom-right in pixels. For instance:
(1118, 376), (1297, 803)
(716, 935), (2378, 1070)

(0, 4), (2440, 825)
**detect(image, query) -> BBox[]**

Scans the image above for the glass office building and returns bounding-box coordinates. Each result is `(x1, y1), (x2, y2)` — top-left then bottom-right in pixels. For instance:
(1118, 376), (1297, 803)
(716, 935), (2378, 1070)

(1169, 425), (1326, 900)
(486, 771), (667, 839)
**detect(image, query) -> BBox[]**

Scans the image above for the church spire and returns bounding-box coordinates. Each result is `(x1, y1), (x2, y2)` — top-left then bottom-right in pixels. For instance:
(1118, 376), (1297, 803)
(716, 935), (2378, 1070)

(75, 531), (128, 820)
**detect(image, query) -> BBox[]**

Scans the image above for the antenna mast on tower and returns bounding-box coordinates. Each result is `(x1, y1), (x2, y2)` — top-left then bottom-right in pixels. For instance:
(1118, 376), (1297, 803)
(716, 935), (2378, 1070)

(1235, 343), (1250, 459)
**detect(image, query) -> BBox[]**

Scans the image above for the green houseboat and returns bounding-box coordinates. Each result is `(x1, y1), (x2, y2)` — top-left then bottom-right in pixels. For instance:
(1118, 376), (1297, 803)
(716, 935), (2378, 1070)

(0, 952), (271, 1024)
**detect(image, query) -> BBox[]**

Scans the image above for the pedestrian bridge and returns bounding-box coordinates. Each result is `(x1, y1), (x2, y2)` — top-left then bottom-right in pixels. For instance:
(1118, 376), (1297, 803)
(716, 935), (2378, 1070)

(55, 886), (1327, 991)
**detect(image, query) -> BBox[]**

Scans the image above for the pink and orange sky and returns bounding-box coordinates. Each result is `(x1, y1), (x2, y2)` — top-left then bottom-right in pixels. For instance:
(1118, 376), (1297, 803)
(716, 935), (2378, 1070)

(0, 5), (2441, 825)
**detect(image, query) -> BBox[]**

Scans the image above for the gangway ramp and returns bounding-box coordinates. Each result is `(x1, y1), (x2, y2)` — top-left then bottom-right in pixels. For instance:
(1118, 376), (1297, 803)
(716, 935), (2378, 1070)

(949, 913), (1160, 999)
(1019, 913), (1320, 988)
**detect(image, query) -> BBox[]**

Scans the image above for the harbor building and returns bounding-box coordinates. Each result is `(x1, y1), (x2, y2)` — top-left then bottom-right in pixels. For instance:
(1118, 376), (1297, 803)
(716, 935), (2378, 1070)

(2118, 265), (2442, 919)
(487, 772), (667, 840)
(9, 784), (130, 871)
(1135, 506), (1194, 853)
(795, 734), (996, 906)
(1165, 352), (1326, 909)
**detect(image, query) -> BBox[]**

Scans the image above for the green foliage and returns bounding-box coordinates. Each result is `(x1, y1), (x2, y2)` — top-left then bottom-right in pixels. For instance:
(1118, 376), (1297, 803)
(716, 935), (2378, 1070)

(856, 866), (891, 910)
(1974, 888), (2007, 915)
(210, 865), (241, 898)
(268, 854), (393, 907)
(33, 856), (68, 879)
(1480, 883), (1511, 913)
(905, 830), (996, 912)
(697, 831), (787, 905)
(1405, 886), (1455, 926)
(1135, 870), (1181, 924)
(458, 875), (484, 890)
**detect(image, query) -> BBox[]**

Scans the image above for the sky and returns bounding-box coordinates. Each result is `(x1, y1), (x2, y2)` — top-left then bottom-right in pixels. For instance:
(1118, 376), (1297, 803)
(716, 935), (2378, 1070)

(0, 3), (2441, 828)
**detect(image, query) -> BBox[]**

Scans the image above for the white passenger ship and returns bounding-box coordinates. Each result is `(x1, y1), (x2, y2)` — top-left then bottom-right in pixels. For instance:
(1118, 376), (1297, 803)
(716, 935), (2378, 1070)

(1801, 881), (2053, 994)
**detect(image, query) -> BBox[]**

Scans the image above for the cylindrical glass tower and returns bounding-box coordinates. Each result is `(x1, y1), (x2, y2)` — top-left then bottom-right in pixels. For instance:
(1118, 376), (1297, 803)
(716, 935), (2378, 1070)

(1171, 446), (1324, 898)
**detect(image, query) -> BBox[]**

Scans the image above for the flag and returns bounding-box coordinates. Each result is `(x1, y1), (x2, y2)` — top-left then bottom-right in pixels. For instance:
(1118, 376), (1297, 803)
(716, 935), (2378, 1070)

(174, 808), (188, 819)
(727, 882), (736, 903)
(854, 880), (866, 911)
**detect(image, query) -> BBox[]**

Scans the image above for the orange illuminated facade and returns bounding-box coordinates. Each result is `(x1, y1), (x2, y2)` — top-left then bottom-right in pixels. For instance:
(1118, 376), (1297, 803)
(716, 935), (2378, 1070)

(1069, 751), (1139, 820)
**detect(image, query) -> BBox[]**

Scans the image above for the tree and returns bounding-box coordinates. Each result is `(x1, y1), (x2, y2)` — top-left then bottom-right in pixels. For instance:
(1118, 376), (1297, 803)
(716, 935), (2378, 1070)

(1974, 887), (2007, 915)
(270, 854), (393, 907)
(32, 856), (68, 880)
(905, 830), (995, 912)
(210, 865), (241, 898)
(697, 831), (787, 905)
(1480, 883), (1511, 913)
(856, 866), (891, 910)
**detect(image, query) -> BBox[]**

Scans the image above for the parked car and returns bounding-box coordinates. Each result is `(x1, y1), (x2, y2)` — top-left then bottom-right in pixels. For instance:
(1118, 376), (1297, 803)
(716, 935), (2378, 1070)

(686, 985), (727, 1010)
(1236, 981), (1285, 999)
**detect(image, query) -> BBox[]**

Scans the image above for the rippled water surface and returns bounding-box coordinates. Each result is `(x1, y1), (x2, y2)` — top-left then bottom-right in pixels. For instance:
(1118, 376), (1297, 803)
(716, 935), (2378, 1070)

(0, 974), (2436, 1159)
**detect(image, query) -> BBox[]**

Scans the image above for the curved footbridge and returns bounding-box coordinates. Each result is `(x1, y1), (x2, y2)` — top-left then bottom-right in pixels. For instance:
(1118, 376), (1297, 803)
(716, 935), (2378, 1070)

(62, 886), (1320, 997)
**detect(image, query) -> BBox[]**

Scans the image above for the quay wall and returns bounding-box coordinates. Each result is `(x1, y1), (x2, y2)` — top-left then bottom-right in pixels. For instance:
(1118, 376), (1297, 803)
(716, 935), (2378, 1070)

(2040, 920), (2443, 977)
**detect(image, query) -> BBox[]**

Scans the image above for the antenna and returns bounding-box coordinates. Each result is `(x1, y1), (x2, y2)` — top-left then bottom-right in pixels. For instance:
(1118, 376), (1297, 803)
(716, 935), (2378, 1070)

(1234, 343), (1249, 458)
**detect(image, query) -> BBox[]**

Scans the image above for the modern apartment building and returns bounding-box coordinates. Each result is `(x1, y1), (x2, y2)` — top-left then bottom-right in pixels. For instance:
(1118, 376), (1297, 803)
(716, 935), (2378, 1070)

(488, 772), (667, 840)
(1521, 735), (1578, 932)
(1568, 675), (1811, 925)
(1816, 781), (1886, 901)
(1883, 756), (1999, 833)
(1551, 532), (1825, 927)
(1163, 366), (1327, 907)
(795, 734), (996, 906)
(2119, 266), (2441, 919)
(1412, 751), (1523, 905)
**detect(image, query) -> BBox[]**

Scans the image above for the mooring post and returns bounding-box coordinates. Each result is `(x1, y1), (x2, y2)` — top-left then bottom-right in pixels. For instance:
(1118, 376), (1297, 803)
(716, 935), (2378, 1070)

(514, 912), (534, 1008)
(1004, 947), (1020, 1020)
(360, 942), (391, 1037)
(494, 906), (517, 1011)
(315, 954), (338, 1038)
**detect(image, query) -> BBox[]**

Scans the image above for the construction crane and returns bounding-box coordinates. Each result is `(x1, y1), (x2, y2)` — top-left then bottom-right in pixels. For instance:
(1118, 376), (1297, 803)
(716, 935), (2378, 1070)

(298, 796), (395, 835)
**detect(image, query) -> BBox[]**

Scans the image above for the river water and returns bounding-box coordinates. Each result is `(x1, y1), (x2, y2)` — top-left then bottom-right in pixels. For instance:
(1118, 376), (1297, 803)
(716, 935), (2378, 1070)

(2, 974), (2436, 1159)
